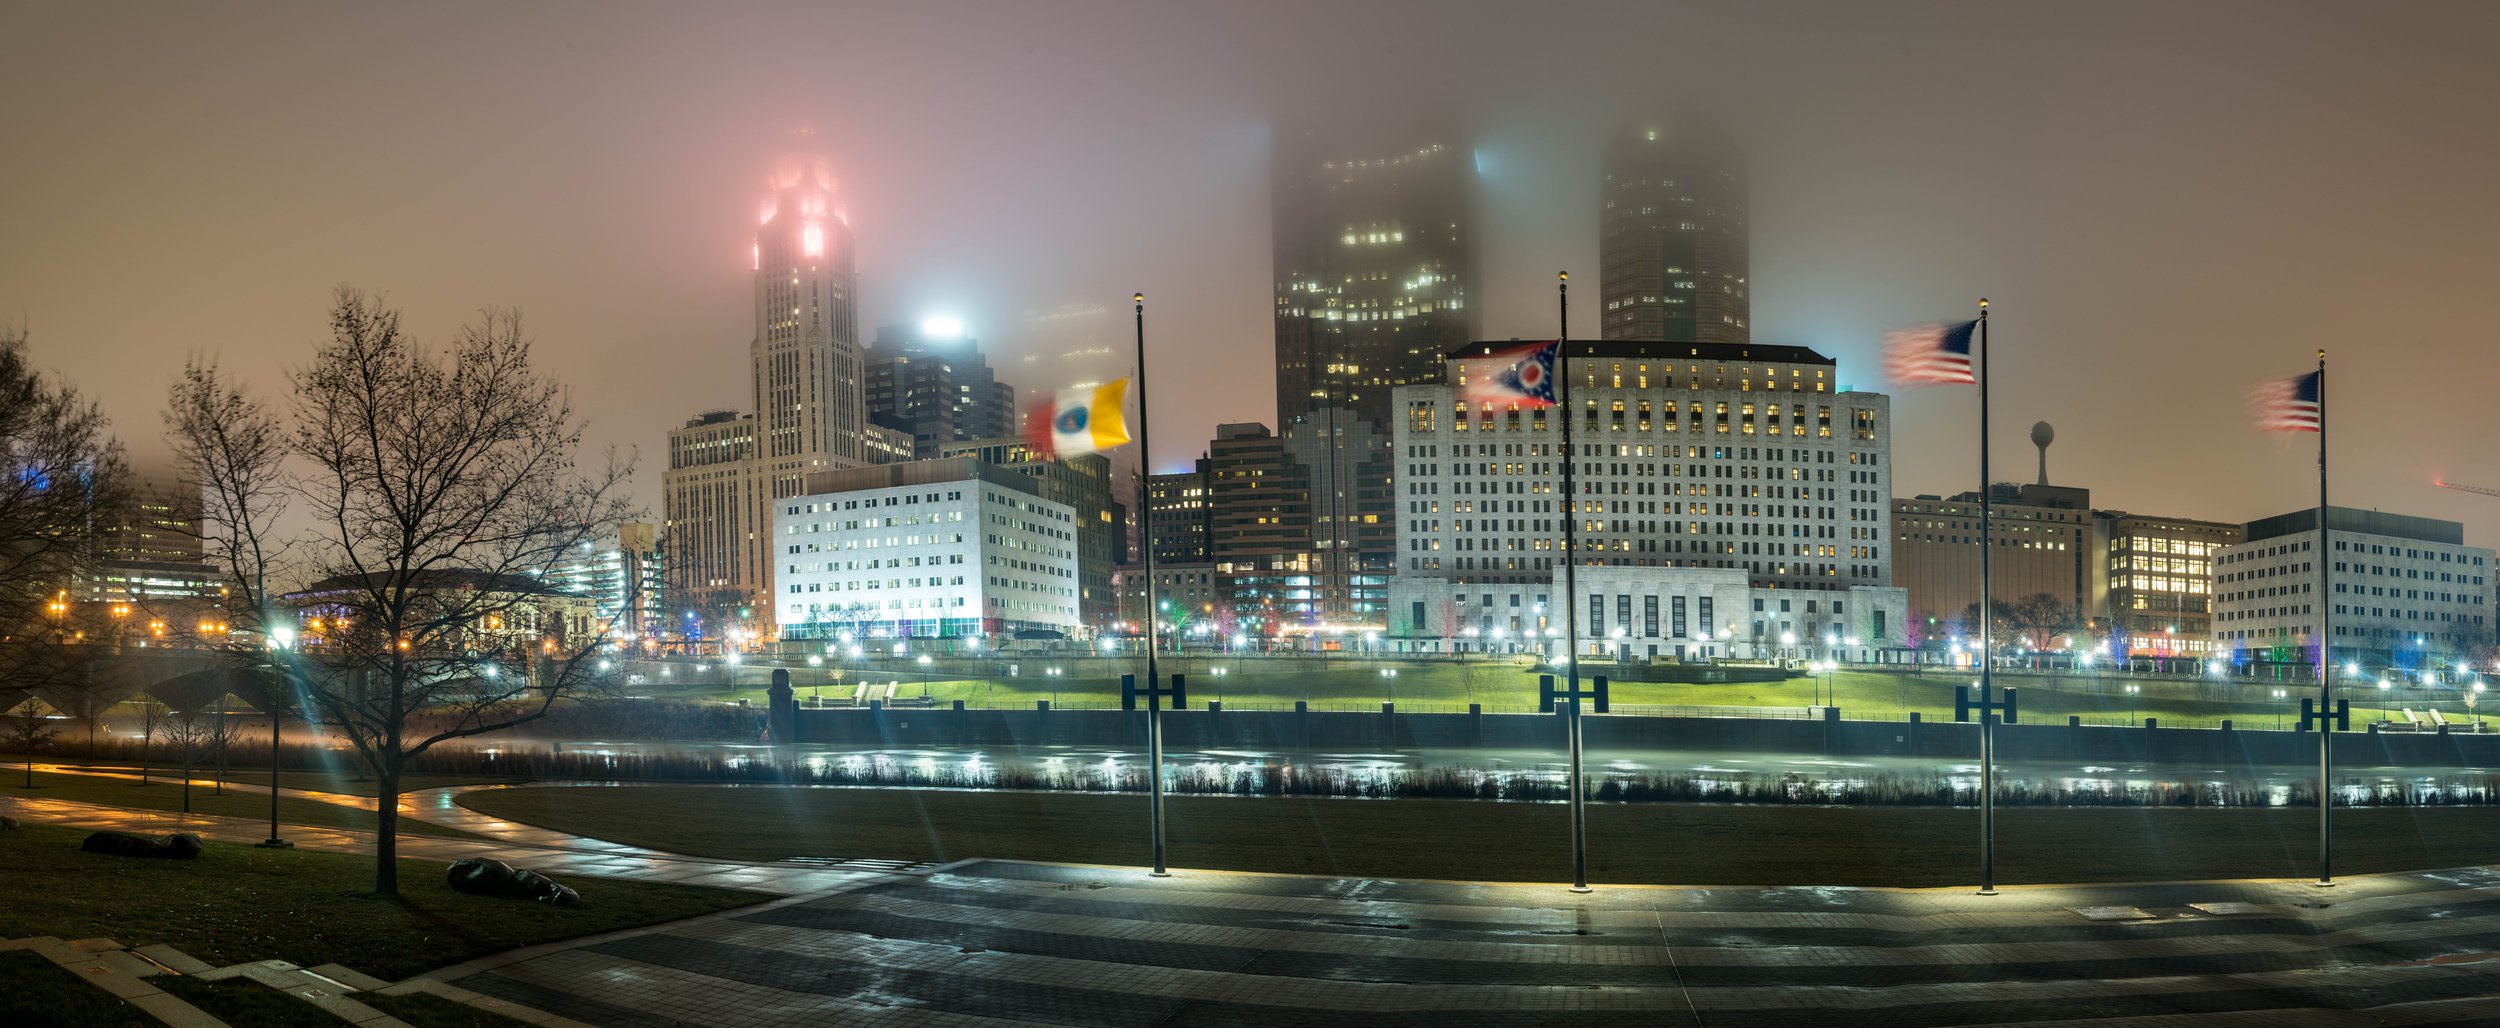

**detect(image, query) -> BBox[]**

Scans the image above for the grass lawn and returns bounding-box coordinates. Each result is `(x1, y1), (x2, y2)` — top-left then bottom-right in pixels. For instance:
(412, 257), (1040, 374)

(659, 660), (2500, 731)
(0, 770), (480, 840)
(457, 784), (2500, 888)
(0, 950), (149, 1028)
(0, 822), (767, 981)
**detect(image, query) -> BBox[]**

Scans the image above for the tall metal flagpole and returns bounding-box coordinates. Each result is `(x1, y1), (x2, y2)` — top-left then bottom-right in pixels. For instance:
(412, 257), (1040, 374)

(1558, 271), (1590, 893)
(1134, 291), (1170, 878)
(2316, 348), (2333, 887)
(1977, 298), (1997, 896)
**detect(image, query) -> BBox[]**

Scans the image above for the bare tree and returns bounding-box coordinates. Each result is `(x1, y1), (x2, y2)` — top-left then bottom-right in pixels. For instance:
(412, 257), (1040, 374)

(135, 699), (164, 785)
(3, 696), (58, 788)
(278, 289), (631, 895)
(0, 325), (129, 756)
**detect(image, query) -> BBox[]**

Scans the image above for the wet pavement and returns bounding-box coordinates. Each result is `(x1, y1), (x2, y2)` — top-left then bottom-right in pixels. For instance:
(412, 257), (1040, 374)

(432, 858), (2500, 1026)
(7, 767), (924, 896)
(19, 764), (2500, 1023)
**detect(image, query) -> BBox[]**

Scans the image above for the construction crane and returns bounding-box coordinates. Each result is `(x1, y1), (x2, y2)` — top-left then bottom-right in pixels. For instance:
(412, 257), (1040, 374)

(2432, 479), (2500, 501)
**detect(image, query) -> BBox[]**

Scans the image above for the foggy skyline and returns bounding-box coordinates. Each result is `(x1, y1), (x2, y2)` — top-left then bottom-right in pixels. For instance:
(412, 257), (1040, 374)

(6, 1), (2498, 540)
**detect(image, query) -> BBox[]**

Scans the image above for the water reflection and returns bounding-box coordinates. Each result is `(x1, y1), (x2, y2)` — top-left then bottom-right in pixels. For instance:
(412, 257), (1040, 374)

(438, 737), (2500, 807)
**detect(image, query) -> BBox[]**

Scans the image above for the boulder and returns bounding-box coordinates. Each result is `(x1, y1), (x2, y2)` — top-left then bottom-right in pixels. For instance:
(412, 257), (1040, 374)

(79, 830), (204, 859)
(447, 857), (582, 907)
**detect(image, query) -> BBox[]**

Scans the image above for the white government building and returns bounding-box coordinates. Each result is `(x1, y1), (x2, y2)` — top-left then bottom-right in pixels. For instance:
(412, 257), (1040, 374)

(1388, 340), (1909, 663)
(773, 458), (1081, 641)
(2211, 506), (2493, 667)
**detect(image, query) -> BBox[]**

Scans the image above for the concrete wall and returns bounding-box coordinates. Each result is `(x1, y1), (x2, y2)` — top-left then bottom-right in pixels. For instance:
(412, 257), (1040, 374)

(788, 704), (2500, 767)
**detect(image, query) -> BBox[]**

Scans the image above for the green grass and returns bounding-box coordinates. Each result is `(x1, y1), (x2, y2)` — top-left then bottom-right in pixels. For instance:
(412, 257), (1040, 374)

(654, 659), (2500, 731)
(0, 770), (481, 840)
(360, 990), (536, 1028)
(0, 950), (150, 1028)
(153, 976), (339, 1028)
(0, 822), (767, 980)
(457, 784), (2500, 888)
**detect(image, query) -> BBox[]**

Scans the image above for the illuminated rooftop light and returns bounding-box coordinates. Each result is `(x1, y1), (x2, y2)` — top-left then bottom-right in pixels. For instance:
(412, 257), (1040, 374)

(919, 315), (965, 340)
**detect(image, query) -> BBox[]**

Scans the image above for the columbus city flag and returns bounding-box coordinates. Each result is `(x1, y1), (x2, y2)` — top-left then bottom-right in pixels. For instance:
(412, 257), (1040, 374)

(1022, 378), (1132, 459)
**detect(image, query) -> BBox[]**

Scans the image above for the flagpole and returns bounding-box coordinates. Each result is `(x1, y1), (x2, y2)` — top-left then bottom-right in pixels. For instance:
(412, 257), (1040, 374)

(1134, 290), (1170, 879)
(1558, 271), (1589, 894)
(1977, 297), (1996, 897)
(2316, 348), (2333, 888)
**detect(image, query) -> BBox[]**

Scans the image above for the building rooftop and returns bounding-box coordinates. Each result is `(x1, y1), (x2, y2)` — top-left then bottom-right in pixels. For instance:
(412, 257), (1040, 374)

(2243, 506), (2467, 546)
(1445, 339), (1833, 366)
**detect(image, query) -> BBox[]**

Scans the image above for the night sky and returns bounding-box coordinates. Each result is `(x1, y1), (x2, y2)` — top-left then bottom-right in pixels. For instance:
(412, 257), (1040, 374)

(5, 1), (2496, 539)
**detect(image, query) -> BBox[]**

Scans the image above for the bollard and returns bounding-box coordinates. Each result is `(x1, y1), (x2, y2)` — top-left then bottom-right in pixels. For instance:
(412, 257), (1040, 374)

(1036, 700), (1050, 712)
(1382, 702), (1395, 715)
(2068, 715), (2081, 728)
(952, 700), (965, 712)
(1294, 700), (1307, 714)
(1208, 700), (1223, 714)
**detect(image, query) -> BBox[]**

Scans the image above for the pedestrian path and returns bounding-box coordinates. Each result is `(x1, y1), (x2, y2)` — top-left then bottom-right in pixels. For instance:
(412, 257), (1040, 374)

(436, 859), (2500, 1027)
(8, 769), (917, 896)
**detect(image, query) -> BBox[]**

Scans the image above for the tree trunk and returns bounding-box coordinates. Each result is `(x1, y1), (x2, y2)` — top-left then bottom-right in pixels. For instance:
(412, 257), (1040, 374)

(373, 766), (400, 897)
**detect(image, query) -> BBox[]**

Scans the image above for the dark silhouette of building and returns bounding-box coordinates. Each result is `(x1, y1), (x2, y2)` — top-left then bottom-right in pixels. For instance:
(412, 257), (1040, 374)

(1272, 129), (1477, 428)
(865, 322), (1016, 460)
(1600, 119), (1748, 343)
(1144, 458), (1213, 565)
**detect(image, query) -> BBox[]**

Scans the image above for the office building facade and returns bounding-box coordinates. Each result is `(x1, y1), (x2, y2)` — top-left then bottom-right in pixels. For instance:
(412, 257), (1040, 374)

(936, 437), (1124, 625)
(1272, 133), (1477, 428)
(773, 459), (1080, 640)
(2212, 507), (2492, 667)
(1600, 119), (1749, 344)
(866, 322), (1016, 460)
(1389, 340), (1903, 658)
(2091, 511), (2241, 662)
(1891, 484), (2093, 633)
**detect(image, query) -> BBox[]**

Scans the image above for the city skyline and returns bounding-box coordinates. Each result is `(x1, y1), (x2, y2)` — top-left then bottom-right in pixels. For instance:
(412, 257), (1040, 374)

(6, 1), (2499, 547)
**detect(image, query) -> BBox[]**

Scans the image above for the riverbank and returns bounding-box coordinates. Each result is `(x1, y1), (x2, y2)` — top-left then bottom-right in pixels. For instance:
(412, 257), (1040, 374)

(455, 785), (2500, 887)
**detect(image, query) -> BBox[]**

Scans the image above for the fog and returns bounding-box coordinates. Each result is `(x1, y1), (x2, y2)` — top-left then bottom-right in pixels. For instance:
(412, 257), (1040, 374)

(5, 0), (2496, 535)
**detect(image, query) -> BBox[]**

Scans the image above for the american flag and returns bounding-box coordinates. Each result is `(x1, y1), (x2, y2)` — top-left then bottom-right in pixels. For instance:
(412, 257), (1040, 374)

(2249, 370), (2322, 433)
(1882, 320), (1979, 386)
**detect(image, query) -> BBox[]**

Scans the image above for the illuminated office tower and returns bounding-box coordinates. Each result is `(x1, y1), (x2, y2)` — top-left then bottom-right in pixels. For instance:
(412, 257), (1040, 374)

(1600, 119), (1748, 343)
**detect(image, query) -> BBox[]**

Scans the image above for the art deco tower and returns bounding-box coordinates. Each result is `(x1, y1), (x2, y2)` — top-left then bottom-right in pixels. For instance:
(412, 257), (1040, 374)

(665, 136), (872, 613)
(1599, 118), (1748, 343)
(751, 140), (868, 489)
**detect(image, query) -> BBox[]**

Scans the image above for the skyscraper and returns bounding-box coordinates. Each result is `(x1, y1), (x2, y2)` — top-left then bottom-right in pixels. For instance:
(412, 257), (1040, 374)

(750, 141), (868, 484)
(865, 321), (1016, 459)
(1599, 119), (1748, 343)
(1272, 131), (1476, 428)
(663, 136), (876, 620)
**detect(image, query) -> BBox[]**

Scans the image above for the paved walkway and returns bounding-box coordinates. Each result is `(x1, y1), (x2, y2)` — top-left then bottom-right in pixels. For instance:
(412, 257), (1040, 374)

(429, 860), (2500, 1027)
(8, 769), (916, 896)
(22, 768), (2500, 1024)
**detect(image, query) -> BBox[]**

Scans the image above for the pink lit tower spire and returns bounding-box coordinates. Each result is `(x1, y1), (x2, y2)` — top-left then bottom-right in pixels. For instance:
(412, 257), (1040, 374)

(751, 129), (866, 484)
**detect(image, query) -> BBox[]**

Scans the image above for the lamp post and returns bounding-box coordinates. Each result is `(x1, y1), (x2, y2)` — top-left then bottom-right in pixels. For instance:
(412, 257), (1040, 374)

(256, 621), (297, 849)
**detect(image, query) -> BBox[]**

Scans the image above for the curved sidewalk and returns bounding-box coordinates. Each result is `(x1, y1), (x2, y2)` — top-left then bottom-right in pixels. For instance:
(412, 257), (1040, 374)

(8, 768), (916, 896)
